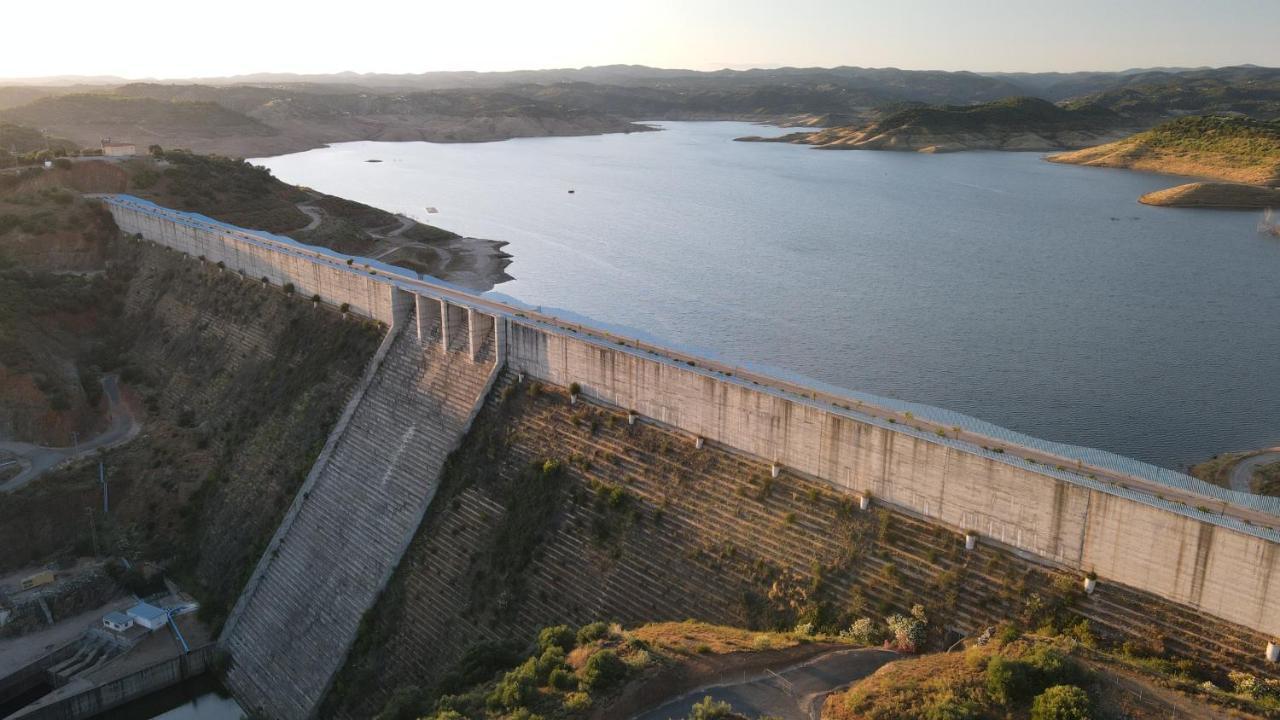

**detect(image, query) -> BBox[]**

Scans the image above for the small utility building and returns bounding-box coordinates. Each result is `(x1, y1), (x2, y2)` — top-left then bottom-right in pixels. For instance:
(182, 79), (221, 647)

(127, 602), (167, 631)
(102, 611), (134, 633)
(101, 140), (136, 157)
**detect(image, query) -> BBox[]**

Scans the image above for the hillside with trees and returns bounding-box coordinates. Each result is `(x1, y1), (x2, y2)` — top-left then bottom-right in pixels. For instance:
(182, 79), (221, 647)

(744, 97), (1130, 152)
(2, 65), (1275, 158)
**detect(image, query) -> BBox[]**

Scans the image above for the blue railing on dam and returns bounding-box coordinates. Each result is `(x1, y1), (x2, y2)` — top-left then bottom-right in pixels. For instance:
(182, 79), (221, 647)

(99, 193), (1280, 538)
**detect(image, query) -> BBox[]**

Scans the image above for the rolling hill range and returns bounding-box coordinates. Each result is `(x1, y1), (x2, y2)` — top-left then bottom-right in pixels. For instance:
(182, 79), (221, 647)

(0, 64), (1276, 157)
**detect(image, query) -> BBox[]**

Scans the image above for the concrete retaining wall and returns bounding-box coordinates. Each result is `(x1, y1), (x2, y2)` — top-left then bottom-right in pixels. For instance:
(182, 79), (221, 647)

(503, 322), (1280, 641)
(108, 201), (402, 325)
(12, 645), (218, 720)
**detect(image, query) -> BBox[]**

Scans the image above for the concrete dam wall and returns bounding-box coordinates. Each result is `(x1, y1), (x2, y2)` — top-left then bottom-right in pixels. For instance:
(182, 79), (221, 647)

(102, 194), (1280, 713)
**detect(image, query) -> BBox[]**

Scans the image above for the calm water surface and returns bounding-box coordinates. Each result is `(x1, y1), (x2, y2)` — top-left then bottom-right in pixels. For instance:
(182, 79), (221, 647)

(254, 122), (1280, 471)
(96, 675), (244, 720)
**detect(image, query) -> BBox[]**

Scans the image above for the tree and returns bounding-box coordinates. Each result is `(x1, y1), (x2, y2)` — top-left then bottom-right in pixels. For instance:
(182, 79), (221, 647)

(689, 696), (736, 720)
(581, 649), (626, 690)
(1030, 685), (1091, 720)
(149, 144), (164, 157)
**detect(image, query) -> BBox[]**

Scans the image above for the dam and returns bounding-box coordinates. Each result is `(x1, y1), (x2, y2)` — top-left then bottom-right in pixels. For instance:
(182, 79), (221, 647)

(100, 194), (1280, 719)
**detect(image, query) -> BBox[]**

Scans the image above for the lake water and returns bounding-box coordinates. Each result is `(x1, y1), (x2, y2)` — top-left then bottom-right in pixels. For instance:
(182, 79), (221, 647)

(254, 122), (1280, 471)
(96, 676), (244, 720)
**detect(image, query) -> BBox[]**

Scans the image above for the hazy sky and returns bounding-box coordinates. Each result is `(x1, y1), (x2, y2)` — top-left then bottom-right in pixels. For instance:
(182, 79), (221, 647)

(5, 0), (1278, 79)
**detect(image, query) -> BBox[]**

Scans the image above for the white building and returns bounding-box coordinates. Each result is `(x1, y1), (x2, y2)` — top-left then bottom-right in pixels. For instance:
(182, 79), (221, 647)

(102, 611), (134, 633)
(127, 602), (167, 631)
(101, 140), (136, 157)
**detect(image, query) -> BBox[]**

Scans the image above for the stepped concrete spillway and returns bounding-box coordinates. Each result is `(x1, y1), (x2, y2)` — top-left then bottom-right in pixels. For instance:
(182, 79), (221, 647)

(217, 309), (500, 719)
(101, 194), (1280, 715)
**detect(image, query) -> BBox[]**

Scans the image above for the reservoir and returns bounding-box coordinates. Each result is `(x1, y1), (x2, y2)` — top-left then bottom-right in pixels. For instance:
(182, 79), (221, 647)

(95, 675), (244, 720)
(254, 121), (1280, 472)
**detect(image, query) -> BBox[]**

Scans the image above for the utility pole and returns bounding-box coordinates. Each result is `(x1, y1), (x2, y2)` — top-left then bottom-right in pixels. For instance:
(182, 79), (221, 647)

(100, 462), (108, 514)
(71, 431), (79, 456)
(87, 507), (99, 557)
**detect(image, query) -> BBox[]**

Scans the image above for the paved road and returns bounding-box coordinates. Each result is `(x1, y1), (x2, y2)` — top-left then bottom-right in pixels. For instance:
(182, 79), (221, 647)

(0, 375), (139, 492)
(633, 648), (898, 720)
(1231, 452), (1280, 493)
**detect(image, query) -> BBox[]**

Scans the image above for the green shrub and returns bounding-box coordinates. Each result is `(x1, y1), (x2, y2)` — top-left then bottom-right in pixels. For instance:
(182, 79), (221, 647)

(996, 623), (1021, 644)
(576, 621), (610, 645)
(1030, 685), (1092, 720)
(434, 640), (525, 697)
(985, 655), (1032, 705)
(688, 696), (736, 719)
(922, 695), (980, 720)
(840, 617), (883, 645)
(374, 686), (428, 720)
(1026, 645), (1081, 687)
(562, 691), (592, 712)
(538, 624), (576, 653)
(486, 657), (538, 711)
(580, 649), (626, 690)
(535, 646), (567, 683)
(885, 605), (928, 652)
(548, 667), (576, 690)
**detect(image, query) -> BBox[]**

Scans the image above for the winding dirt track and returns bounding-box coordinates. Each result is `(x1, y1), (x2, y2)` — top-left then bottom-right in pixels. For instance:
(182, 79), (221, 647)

(632, 648), (898, 720)
(1230, 451), (1280, 493)
(0, 375), (139, 492)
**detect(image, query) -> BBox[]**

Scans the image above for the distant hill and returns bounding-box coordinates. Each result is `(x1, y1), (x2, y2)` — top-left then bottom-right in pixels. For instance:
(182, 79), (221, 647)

(0, 122), (77, 155)
(749, 97), (1130, 152)
(0, 85), (649, 156)
(1, 64), (1278, 156)
(1049, 115), (1280, 186)
(1064, 66), (1280, 121)
(0, 94), (277, 154)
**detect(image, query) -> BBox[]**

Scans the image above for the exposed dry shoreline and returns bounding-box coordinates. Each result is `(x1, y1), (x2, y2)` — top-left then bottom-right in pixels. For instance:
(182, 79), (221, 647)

(1047, 121), (1280, 209)
(739, 126), (1129, 153)
(1137, 182), (1280, 208)
(1047, 144), (1280, 186)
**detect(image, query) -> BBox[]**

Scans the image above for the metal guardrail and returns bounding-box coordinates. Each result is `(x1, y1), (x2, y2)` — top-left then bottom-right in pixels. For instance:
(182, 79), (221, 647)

(98, 194), (1280, 540)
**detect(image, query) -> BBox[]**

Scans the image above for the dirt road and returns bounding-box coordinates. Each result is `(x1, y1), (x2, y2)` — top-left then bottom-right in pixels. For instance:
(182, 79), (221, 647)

(0, 375), (139, 492)
(632, 648), (898, 720)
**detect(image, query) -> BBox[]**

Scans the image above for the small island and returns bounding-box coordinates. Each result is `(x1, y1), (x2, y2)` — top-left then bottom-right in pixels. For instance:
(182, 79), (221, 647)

(1049, 115), (1280, 209)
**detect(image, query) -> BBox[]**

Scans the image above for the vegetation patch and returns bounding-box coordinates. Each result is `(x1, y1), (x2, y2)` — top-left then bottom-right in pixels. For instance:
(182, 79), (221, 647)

(372, 620), (804, 720)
